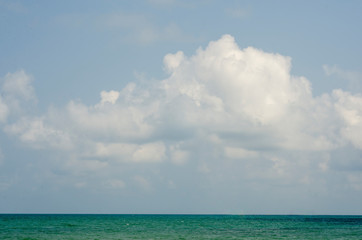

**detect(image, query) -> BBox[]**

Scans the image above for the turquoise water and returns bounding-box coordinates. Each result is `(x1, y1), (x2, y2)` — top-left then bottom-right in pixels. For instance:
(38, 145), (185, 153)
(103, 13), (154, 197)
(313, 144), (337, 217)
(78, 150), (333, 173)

(1, 214), (361, 239)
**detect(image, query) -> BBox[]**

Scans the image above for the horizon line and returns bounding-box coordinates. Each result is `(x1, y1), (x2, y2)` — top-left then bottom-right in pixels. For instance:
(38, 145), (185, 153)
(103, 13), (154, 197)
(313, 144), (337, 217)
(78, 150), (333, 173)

(1, 213), (362, 216)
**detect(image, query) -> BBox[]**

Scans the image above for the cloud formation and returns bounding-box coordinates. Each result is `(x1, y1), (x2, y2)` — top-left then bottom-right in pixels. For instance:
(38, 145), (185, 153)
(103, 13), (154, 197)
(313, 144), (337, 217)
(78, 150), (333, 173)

(2, 35), (362, 193)
(100, 12), (196, 44)
(323, 64), (362, 93)
(0, 70), (36, 120)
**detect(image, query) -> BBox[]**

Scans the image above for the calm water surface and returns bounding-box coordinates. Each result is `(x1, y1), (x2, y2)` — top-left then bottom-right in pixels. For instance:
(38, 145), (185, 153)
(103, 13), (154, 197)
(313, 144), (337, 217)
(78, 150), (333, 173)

(1, 214), (361, 239)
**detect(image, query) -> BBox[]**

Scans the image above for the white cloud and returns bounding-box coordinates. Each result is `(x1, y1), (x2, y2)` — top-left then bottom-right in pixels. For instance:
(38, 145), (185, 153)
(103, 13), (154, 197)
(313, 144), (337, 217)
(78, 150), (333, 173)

(162, 35), (295, 125)
(132, 142), (166, 163)
(224, 147), (258, 159)
(160, 35), (343, 151)
(333, 90), (362, 149)
(92, 141), (165, 163)
(169, 144), (189, 165)
(2, 35), (362, 194)
(99, 90), (120, 105)
(0, 70), (36, 117)
(0, 96), (8, 123)
(163, 51), (185, 73)
(65, 98), (155, 141)
(2, 70), (36, 101)
(4, 36), (361, 154)
(4, 117), (73, 150)
(4, 36), (361, 155)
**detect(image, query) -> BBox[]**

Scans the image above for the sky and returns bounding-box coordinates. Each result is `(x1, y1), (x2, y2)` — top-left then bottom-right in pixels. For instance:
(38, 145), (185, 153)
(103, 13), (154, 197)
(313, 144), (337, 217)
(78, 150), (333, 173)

(1, 0), (362, 214)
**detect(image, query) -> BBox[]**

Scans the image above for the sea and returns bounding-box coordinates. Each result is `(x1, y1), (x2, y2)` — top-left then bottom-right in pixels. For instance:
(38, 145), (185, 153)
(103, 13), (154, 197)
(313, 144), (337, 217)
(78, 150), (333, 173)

(1, 214), (361, 239)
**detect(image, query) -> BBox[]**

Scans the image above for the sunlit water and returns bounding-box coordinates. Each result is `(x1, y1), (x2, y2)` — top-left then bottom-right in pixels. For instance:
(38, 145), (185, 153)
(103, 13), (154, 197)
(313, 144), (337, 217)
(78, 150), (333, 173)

(1, 214), (361, 239)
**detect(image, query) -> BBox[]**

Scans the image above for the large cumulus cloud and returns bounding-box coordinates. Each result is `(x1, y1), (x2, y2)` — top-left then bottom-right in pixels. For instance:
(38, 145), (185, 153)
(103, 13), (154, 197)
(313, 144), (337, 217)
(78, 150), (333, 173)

(2, 35), (362, 190)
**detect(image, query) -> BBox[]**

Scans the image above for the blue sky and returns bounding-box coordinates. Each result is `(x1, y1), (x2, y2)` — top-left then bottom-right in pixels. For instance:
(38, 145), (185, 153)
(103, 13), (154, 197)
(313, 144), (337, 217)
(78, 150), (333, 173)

(1, 0), (362, 214)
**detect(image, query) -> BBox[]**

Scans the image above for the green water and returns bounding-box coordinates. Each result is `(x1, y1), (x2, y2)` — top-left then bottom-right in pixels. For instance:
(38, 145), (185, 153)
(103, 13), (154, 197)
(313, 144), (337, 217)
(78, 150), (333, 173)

(1, 214), (361, 239)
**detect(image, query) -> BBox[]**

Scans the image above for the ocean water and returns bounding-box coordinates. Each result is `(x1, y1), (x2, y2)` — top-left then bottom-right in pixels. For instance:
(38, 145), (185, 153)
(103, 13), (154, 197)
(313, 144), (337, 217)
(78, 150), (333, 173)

(1, 214), (361, 239)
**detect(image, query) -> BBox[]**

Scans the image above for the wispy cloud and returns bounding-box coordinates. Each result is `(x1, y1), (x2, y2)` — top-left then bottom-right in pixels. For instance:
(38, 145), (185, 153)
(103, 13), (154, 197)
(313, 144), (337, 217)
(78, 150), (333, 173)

(0, 70), (36, 120)
(225, 7), (250, 19)
(55, 11), (198, 45)
(147, 0), (177, 6)
(323, 64), (362, 93)
(99, 12), (197, 44)
(0, 0), (27, 13)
